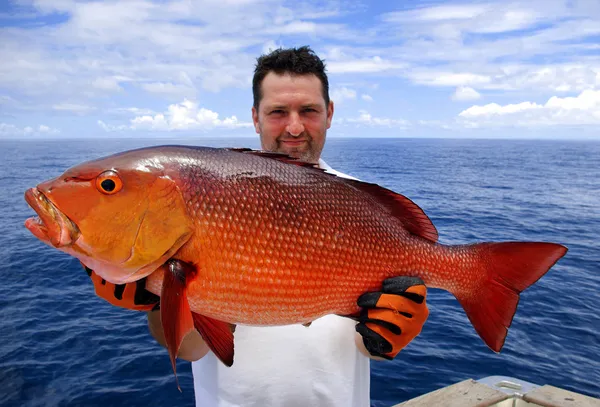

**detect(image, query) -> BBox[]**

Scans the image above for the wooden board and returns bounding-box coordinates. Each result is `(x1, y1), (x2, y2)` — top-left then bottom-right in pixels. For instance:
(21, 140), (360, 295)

(393, 379), (509, 407)
(523, 385), (600, 407)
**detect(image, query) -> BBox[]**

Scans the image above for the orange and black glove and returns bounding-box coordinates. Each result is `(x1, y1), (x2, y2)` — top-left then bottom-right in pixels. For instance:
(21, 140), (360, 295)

(355, 276), (428, 360)
(82, 262), (160, 312)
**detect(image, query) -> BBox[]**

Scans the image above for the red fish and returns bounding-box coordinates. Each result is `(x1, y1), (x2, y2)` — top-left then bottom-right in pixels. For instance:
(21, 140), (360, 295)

(24, 145), (567, 385)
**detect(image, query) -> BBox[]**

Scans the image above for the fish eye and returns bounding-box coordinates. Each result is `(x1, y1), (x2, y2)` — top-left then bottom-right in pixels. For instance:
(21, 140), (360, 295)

(96, 171), (123, 195)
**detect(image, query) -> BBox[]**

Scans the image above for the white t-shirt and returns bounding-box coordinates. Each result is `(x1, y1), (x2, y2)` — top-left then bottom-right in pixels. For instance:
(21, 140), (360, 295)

(191, 159), (371, 407)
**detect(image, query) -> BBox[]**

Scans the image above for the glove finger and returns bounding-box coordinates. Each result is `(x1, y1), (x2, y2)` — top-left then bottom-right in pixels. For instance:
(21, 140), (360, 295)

(370, 293), (427, 318)
(369, 319), (421, 357)
(359, 308), (402, 335)
(358, 321), (415, 360)
(382, 276), (425, 292)
(90, 270), (111, 297)
(362, 294), (429, 331)
(358, 290), (425, 315)
(355, 322), (393, 359)
(366, 307), (412, 326)
(357, 291), (383, 309)
(366, 306), (427, 336)
(82, 264), (93, 277)
(87, 266), (159, 311)
(357, 277), (426, 308)
(383, 276), (426, 303)
(402, 284), (427, 304)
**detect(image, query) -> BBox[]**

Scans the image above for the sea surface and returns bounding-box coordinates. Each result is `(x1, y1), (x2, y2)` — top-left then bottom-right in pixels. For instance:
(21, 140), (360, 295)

(1, 137), (598, 407)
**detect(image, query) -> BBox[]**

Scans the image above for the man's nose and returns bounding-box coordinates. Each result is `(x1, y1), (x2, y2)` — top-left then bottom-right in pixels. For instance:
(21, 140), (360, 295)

(286, 113), (304, 136)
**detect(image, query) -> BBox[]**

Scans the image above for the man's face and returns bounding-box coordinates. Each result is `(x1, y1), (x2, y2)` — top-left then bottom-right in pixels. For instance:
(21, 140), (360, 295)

(252, 72), (334, 164)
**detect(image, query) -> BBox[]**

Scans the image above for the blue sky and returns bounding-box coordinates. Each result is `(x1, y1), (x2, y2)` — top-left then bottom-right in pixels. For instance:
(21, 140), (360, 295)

(1, 0), (599, 139)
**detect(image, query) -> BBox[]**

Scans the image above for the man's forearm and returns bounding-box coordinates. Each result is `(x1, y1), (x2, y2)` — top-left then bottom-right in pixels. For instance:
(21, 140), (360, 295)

(147, 310), (210, 362)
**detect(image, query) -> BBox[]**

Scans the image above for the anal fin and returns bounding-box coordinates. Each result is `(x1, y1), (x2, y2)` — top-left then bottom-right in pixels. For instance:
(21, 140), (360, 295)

(192, 313), (236, 367)
(161, 259), (196, 391)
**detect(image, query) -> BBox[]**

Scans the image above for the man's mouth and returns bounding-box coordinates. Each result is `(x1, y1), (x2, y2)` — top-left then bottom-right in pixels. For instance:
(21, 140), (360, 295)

(24, 188), (81, 248)
(280, 139), (308, 147)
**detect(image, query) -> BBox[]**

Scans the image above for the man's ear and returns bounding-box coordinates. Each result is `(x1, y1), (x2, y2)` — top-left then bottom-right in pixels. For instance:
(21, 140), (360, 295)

(251, 106), (260, 134)
(326, 100), (334, 129)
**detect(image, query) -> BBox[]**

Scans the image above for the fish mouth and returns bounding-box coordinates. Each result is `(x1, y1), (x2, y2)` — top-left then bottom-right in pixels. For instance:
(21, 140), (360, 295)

(24, 188), (81, 248)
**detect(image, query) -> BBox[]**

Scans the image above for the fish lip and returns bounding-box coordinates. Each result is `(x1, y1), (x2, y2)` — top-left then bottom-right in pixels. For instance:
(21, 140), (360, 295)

(24, 187), (81, 248)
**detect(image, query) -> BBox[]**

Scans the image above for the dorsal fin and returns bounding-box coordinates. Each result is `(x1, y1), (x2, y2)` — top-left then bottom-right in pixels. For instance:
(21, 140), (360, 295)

(226, 148), (324, 170)
(345, 179), (439, 243)
(227, 148), (438, 243)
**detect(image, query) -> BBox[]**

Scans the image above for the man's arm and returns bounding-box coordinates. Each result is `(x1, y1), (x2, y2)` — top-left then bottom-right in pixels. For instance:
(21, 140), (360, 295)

(146, 310), (210, 362)
(83, 264), (211, 362)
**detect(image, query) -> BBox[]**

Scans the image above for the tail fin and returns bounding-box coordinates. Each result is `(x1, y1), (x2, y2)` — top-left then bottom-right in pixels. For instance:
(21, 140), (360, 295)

(456, 242), (567, 352)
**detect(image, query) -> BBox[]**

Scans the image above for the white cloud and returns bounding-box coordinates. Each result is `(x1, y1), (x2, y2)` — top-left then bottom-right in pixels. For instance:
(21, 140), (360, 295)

(460, 101), (542, 117)
(272, 2), (343, 23)
(111, 107), (157, 116)
(0, 123), (60, 137)
(0, 95), (19, 107)
(97, 120), (129, 132)
(140, 82), (196, 98)
(418, 119), (455, 130)
(331, 87), (356, 104)
(344, 110), (409, 128)
(406, 64), (600, 93)
(376, 1), (600, 94)
(123, 99), (253, 131)
(476, 10), (540, 34)
(383, 4), (542, 34)
(458, 89), (600, 126)
(91, 77), (123, 92)
(383, 5), (488, 23)
(452, 86), (481, 101)
(262, 40), (281, 55)
(269, 21), (318, 34)
(494, 64), (600, 92)
(52, 103), (96, 114)
(327, 56), (402, 74)
(3, 0), (600, 137)
(1, 0), (355, 111)
(410, 72), (492, 87)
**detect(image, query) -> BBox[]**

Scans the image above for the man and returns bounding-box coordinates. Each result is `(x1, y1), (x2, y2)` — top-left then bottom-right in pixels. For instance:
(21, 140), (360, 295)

(87, 46), (429, 407)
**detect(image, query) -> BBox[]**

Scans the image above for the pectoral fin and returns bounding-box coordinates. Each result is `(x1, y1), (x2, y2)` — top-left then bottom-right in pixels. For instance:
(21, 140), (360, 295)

(192, 313), (236, 367)
(161, 259), (196, 391)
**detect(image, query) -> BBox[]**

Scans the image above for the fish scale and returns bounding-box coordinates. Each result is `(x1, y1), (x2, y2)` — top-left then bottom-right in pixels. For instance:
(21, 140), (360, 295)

(162, 150), (418, 325)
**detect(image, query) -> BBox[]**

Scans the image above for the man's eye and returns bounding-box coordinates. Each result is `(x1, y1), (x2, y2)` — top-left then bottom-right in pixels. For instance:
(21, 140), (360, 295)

(270, 110), (284, 114)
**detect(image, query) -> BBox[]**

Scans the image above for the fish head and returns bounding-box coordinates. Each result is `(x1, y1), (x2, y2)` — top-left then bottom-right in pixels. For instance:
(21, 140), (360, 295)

(24, 150), (194, 284)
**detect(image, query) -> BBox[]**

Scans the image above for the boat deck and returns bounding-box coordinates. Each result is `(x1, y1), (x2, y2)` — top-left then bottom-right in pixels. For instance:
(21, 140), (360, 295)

(393, 376), (600, 407)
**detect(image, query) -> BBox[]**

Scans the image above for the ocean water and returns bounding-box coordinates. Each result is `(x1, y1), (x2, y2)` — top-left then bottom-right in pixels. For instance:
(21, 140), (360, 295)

(0, 137), (598, 407)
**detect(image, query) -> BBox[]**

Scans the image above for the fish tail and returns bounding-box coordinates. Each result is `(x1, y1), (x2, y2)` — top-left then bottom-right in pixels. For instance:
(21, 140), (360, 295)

(455, 242), (567, 352)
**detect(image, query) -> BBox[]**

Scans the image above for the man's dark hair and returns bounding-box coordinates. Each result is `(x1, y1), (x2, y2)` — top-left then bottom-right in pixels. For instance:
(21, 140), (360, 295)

(252, 46), (329, 110)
